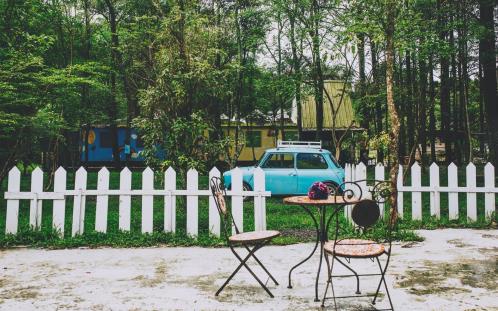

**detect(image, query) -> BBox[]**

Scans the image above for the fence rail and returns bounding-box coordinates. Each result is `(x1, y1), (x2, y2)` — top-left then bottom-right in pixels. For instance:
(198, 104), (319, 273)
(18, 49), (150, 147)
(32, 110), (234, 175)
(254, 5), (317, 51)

(3, 166), (270, 238)
(3, 162), (497, 239)
(345, 162), (497, 222)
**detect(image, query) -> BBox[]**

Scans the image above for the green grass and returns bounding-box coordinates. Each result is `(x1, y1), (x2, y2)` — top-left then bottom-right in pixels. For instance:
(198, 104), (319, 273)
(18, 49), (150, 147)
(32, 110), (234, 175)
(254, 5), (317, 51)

(0, 166), (496, 249)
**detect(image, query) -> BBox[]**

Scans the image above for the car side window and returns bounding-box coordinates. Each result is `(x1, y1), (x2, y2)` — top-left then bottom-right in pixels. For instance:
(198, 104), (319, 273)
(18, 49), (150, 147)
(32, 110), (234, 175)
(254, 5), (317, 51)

(261, 153), (294, 169)
(296, 153), (328, 169)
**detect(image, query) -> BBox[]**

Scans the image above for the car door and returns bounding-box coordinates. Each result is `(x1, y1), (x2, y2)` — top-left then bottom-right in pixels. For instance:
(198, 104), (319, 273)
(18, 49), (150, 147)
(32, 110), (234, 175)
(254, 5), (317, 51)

(296, 153), (331, 194)
(260, 152), (298, 194)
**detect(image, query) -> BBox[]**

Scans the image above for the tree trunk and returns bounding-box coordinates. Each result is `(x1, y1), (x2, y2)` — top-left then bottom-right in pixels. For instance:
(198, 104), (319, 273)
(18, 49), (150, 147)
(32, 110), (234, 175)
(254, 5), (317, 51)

(386, 0), (400, 222)
(311, 0), (324, 142)
(428, 54), (437, 163)
(438, 0), (452, 164)
(106, 0), (121, 169)
(479, 0), (498, 165)
(289, 1), (302, 139)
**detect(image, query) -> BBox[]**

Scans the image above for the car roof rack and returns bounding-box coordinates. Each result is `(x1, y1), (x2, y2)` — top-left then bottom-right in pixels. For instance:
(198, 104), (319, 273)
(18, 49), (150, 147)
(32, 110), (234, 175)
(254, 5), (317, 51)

(277, 140), (322, 149)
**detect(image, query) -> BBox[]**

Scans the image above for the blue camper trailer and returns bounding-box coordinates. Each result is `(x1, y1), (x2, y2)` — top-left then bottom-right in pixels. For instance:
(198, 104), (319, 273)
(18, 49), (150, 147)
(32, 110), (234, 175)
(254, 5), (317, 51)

(80, 126), (146, 164)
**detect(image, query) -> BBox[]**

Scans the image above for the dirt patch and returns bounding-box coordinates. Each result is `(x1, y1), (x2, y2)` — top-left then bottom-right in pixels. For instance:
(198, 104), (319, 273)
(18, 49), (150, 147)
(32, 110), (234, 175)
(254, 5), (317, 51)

(448, 239), (473, 248)
(133, 260), (168, 287)
(396, 259), (498, 295)
(0, 286), (40, 300)
(280, 229), (317, 240)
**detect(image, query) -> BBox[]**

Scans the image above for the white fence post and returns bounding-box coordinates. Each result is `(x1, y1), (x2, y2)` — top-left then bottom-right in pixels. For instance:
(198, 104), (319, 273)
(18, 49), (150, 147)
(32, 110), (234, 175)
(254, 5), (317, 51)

(95, 167), (110, 233)
(186, 168), (198, 237)
(344, 163), (353, 222)
(53, 167), (66, 237)
(356, 162), (367, 197)
(484, 163), (495, 221)
(411, 162), (422, 220)
(119, 167), (132, 231)
(466, 163), (477, 222)
(375, 163), (385, 218)
(5, 167), (21, 234)
(208, 167), (220, 236)
(254, 167), (266, 231)
(397, 165), (404, 219)
(142, 167), (154, 234)
(448, 163), (459, 220)
(29, 167), (43, 230)
(231, 167), (243, 234)
(429, 163), (440, 219)
(72, 167), (87, 236)
(164, 167), (176, 233)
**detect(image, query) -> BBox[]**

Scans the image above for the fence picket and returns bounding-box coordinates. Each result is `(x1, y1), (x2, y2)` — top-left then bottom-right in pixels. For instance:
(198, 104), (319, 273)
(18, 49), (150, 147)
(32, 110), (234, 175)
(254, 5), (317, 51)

(375, 163), (385, 218)
(141, 167), (154, 233)
(466, 163), (477, 222)
(344, 164), (352, 221)
(429, 163), (440, 219)
(118, 167), (132, 231)
(5, 167), (21, 234)
(95, 167), (110, 233)
(208, 167), (220, 236)
(29, 167), (43, 229)
(53, 167), (66, 237)
(397, 165), (404, 219)
(356, 162), (368, 198)
(72, 167), (87, 236)
(411, 163), (422, 220)
(164, 167), (176, 233)
(484, 163), (495, 221)
(448, 163), (459, 220)
(254, 167), (266, 231)
(186, 169), (198, 237)
(231, 167), (243, 234)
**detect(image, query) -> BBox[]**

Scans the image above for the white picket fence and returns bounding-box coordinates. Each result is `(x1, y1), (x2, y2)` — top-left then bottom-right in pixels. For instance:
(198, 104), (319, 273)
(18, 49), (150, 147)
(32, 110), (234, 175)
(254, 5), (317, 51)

(3, 166), (270, 238)
(345, 162), (497, 222)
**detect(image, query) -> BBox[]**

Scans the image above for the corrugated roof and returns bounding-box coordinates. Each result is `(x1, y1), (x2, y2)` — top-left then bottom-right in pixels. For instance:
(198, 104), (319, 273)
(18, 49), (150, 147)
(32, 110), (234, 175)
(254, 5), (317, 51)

(301, 80), (357, 130)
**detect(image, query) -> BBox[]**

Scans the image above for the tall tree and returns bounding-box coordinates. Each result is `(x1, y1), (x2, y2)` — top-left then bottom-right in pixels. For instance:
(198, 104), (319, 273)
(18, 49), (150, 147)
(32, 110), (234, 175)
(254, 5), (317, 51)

(479, 0), (498, 164)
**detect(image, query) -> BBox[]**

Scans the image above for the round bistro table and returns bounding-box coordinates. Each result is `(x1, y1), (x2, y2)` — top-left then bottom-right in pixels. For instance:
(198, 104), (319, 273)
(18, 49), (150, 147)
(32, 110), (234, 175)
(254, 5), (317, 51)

(283, 195), (359, 302)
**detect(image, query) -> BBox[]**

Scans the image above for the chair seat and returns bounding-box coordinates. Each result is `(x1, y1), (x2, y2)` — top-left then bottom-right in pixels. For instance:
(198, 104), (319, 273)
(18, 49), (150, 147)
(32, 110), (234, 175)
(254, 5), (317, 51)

(229, 230), (280, 243)
(324, 239), (385, 258)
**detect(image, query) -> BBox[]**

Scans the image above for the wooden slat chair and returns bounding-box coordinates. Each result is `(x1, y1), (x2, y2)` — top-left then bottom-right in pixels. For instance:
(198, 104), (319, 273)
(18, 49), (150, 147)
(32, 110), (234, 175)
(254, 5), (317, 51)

(321, 180), (397, 310)
(210, 176), (281, 297)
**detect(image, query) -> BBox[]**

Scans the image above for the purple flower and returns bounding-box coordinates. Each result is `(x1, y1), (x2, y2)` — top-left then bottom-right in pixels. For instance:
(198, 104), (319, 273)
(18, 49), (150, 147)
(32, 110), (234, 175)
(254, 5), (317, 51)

(308, 182), (329, 200)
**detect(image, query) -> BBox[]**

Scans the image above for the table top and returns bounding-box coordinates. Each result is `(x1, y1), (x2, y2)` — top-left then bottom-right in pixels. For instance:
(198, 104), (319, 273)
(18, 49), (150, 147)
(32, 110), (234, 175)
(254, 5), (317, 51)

(283, 195), (359, 206)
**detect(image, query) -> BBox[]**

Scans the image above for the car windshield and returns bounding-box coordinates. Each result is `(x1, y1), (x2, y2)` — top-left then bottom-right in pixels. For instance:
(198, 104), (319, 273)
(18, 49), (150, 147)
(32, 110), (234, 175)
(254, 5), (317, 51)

(326, 153), (341, 168)
(257, 152), (267, 166)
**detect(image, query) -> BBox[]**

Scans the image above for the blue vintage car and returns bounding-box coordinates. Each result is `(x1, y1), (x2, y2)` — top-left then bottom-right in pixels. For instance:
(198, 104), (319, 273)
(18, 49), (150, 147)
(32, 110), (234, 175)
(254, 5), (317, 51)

(223, 141), (345, 195)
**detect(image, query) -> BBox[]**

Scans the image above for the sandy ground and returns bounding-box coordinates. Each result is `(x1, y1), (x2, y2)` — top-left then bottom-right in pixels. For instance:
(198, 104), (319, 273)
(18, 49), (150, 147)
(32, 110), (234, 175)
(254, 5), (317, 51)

(0, 229), (497, 311)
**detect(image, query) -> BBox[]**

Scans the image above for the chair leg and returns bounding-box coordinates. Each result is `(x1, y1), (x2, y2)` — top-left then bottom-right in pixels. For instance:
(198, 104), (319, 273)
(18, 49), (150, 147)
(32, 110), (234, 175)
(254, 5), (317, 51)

(372, 256), (394, 310)
(216, 246), (256, 296)
(335, 257), (361, 294)
(244, 244), (279, 285)
(216, 243), (275, 298)
(321, 252), (332, 308)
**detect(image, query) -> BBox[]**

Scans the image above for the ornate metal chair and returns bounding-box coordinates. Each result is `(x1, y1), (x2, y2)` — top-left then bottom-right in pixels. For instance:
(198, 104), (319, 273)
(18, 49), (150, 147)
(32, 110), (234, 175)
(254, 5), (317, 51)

(210, 176), (281, 297)
(321, 180), (397, 310)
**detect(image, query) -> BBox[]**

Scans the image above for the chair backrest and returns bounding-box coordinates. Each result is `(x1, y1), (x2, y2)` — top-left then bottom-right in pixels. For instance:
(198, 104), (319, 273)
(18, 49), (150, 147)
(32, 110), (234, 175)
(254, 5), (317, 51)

(335, 179), (397, 249)
(210, 176), (240, 238)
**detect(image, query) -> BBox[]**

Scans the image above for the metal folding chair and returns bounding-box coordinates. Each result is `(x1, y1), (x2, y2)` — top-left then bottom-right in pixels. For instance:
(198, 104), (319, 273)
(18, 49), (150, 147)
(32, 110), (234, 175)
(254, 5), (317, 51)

(210, 176), (281, 297)
(321, 180), (397, 310)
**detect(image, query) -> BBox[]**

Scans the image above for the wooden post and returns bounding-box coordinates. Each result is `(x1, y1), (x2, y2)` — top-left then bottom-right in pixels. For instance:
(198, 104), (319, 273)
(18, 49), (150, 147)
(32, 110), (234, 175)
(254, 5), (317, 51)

(208, 167), (220, 236)
(186, 168), (199, 237)
(118, 167), (132, 231)
(95, 167), (110, 232)
(30, 167), (43, 230)
(164, 167), (176, 233)
(141, 167), (154, 233)
(5, 167), (21, 234)
(53, 167), (67, 237)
